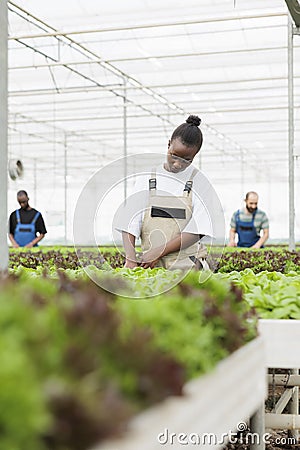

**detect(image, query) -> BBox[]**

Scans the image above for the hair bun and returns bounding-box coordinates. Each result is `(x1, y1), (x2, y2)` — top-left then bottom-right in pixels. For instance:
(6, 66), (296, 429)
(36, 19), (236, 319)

(186, 115), (201, 127)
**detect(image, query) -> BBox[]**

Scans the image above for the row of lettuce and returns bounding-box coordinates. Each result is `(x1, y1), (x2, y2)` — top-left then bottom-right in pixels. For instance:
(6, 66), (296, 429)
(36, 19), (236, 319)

(13, 262), (300, 320)
(1, 247), (299, 449)
(0, 269), (255, 450)
(9, 247), (300, 273)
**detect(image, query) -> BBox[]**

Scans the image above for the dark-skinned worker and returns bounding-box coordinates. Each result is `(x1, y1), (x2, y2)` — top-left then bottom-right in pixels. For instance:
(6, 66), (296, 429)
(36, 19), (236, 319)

(118, 115), (221, 270)
(9, 190), (47, 248)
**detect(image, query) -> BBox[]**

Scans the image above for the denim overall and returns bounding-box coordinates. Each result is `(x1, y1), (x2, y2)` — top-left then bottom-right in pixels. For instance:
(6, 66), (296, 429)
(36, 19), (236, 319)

(14, 209), (40, 247)
(235, 210), (260, 248)
(140, 170), (208, 270)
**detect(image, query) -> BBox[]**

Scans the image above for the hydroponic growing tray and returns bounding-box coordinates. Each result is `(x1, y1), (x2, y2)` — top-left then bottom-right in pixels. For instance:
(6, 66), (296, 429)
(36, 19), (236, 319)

(95, 337), (266, 450)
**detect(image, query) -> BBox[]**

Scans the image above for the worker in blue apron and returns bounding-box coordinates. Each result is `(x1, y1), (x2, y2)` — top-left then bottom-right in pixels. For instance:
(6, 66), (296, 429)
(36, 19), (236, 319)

(228, 191), (269, 248)
(235, 210), (260, 248)
(14, 209), (41, 247)
(9, 190), (47, 248)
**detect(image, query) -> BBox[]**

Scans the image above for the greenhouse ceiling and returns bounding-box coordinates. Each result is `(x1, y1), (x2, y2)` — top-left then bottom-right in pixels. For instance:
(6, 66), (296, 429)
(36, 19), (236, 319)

(6, 0), (300, 187)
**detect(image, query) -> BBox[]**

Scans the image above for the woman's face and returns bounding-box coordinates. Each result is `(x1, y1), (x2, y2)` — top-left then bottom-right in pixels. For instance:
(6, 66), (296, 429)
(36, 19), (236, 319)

(166, 138), (199, 173)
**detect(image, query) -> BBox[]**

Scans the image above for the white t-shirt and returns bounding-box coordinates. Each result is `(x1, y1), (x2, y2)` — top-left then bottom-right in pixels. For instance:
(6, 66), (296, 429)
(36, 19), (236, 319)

(114, 164), (223, 240)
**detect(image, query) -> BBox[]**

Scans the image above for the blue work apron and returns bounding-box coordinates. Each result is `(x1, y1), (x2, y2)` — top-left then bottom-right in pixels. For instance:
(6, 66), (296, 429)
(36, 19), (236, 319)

(235, 210), (260, 248)
(14, 209), (40, 247)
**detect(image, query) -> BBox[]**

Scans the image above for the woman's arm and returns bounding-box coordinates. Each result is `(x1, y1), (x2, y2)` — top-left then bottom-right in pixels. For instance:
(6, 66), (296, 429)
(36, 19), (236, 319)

(140, 232), (200, 269)
(122, 231), (138, 268)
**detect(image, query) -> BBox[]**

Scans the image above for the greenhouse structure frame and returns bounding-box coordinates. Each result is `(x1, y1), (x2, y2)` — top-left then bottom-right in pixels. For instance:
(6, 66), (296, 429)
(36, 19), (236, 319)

(1, 0), (300, 268)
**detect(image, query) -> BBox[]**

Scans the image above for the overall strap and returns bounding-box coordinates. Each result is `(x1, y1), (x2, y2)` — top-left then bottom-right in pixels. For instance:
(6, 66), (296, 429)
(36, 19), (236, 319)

(149, 169), (157, 196)
(16, 209), (21, 223)
(183, 168), (197, 196)
(31, 211), (40, 224)
(235, 210), (240, 223)
(251, 209), (257, 225)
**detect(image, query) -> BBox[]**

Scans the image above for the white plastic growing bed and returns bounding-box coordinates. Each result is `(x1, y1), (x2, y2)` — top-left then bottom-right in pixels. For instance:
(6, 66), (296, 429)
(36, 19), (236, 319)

(95, 337), (266, 450)
(258, 319), (300, 368)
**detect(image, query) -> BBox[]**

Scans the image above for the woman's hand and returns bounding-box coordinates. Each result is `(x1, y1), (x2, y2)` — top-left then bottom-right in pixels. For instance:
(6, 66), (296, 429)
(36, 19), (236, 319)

(124, 258), (138, 269)
(140, 247), (164, 269)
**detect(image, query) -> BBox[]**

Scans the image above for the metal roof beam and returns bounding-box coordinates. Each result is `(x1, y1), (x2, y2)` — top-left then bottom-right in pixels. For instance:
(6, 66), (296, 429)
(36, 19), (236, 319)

(10, 88), (300, 111)
(8, 10), (287, 40)
(8, 45), (293, 70)
(9, 105), (289, 124)
(9, 75), (300, 97)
